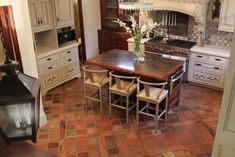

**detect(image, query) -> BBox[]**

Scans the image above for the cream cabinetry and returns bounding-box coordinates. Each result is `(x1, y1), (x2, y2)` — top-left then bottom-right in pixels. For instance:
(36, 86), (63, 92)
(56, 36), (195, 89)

(189, 46), (230, 89)
(219, 0), (235, 32)
(38, 45), (80, 95)
(28, 0), (53, 33)
(54, 0), (74, 28)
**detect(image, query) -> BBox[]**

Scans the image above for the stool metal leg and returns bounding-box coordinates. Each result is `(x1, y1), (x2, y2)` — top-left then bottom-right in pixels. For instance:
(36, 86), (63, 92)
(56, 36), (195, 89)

(136, 98), (139, 127)
(84, 85), (88, 112)
(155, 102), (159, 133)
(99, 88), (103, 115)
(165, 96), (168, 122)
(126, 96), (129, 124)
(109, 91), (112, 118)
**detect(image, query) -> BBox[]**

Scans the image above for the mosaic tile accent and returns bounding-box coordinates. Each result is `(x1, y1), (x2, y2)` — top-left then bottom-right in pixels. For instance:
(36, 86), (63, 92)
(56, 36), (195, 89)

(149, 11), (233, 49)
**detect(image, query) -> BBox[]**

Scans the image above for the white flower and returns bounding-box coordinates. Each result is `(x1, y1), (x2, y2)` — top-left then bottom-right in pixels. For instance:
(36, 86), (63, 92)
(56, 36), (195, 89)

(140, 24), (147, 33)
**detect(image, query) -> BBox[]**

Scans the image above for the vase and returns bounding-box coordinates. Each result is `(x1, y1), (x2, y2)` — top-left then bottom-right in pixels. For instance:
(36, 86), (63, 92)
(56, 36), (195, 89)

(133, 37), (145, 63)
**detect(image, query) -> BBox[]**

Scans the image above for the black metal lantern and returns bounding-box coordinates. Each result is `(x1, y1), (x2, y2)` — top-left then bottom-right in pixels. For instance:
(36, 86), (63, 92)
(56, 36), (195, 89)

(0, 57), (40, 144)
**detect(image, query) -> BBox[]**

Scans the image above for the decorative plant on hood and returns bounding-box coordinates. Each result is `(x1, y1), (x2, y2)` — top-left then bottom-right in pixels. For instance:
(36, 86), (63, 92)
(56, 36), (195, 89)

(114, 16), (158, 62)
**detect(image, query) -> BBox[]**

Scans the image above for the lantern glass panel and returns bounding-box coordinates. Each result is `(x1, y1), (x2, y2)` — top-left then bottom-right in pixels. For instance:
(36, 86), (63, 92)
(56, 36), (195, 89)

(0, 103), (32, 138)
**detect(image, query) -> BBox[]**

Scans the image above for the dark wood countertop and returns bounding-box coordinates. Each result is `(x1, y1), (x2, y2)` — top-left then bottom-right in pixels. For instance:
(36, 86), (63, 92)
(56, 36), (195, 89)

(85, 49), (184, 81)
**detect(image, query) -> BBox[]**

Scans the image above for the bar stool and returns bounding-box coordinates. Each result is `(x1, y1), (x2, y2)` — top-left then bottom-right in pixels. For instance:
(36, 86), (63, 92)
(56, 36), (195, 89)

(83, 65), (109, 115)
(109, 71), (137, 124)
(136, 77), (168, 132)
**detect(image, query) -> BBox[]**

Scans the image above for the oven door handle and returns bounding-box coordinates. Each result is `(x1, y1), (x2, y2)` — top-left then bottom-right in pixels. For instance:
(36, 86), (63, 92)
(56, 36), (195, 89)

(170, 68), (184, 95)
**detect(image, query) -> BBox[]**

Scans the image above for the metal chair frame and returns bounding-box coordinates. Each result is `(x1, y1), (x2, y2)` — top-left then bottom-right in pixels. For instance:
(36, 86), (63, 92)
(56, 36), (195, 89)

(109, 71), (137, 124)
(136, 77), (168, 133)
(83, 65), (109, 115)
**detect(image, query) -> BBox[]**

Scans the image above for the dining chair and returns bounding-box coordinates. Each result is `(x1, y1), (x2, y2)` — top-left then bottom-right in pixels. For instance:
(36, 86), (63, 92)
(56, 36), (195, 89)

(83, 65), (109, 115)
(109, 71), (137, 124)
(136, 77), (168, 133)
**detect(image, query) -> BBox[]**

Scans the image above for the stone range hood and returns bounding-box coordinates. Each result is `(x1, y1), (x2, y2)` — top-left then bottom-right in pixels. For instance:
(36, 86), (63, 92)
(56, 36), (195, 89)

(150, 0), (210, 31)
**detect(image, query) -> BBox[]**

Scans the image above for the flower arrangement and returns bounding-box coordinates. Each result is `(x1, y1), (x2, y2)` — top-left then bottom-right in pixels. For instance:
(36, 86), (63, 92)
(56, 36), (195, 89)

(114, 16), (158, 59)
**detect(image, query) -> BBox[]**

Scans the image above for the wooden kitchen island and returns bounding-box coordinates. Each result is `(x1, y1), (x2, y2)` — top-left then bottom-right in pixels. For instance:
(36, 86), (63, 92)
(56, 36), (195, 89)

(85, 49), (184, 108)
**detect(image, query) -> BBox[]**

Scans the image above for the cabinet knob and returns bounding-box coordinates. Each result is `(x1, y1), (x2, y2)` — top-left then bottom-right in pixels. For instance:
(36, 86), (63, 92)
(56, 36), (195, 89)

(196, 63), (202, 66)
(214, 67), (220, 70)
(41, 19), (43, 24)
(57, 16), (60, 21)
(196, 55), (202, 58)
(215, 58), (221, 61)
(47, 58), (52, 61)
(37, 18), (40, 25)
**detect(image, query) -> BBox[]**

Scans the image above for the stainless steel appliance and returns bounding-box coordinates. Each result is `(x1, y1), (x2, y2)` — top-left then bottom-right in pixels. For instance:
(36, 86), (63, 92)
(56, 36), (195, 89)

(57, 26), (76, 46)
(144, 37), (196, 81)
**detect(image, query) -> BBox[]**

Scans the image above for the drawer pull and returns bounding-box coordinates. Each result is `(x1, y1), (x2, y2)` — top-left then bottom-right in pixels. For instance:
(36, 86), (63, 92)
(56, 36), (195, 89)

(48, 66), (53, 70)
(214, 67), (220, 70)
(47, 58), (52, 61)
(196, 63), (202, 66)
(215, 58), (221, 61)
(67, 51), (71, 54)
(68, 59), (72, 62)
(196, 55), (202, 58)
(48, 76), (56, 81)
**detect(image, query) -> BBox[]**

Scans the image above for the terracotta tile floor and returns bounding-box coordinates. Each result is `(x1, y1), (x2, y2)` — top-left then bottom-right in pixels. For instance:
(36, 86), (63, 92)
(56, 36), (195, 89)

(31, 77), (223, 157)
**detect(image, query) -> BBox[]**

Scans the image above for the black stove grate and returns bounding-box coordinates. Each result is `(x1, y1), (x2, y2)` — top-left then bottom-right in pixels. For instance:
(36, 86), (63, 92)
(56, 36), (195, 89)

(167, 39), (196, 49)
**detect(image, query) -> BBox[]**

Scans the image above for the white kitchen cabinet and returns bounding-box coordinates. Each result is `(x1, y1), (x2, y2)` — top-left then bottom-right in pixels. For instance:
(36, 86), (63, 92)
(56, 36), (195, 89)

(189, 48), (229, 89)
(219, 0), (235, 32)
(38, 44), (81, 95)
(55, 0), (74, 28)
(28, 0), (53, 33)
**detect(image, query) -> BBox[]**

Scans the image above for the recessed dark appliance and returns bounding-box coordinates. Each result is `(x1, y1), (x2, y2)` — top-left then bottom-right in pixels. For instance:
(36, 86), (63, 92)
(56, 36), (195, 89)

(57, 26), (76, 46)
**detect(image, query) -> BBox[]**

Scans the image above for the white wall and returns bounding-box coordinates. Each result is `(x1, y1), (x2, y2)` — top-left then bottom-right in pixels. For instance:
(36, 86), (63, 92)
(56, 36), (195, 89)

(82, 0), (101, 59)
(0, 0), (38, 78)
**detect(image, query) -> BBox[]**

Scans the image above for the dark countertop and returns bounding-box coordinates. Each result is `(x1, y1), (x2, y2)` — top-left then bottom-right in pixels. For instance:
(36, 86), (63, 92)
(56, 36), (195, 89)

(85, 49), (184, 81)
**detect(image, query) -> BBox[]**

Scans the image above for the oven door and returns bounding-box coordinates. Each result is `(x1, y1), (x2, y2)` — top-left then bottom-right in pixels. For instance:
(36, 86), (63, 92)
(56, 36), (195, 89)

(170, 68), (184, 95)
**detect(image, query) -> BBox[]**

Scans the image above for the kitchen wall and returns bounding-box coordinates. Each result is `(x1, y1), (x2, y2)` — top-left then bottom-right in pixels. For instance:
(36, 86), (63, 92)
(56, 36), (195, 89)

(82, 0), (101, 59)
(149, 0), (233, 49)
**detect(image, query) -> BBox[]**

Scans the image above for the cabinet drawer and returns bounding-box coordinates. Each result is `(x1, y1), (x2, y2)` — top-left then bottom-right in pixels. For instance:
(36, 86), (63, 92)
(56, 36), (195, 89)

(189, 70), (223, 88)
(60, 47), (78, 57)
(192, 61), (225, 73)
(40, 61), (60, 74)
(38, 54), (59, 65)
(42, 70), (61, 88)
(191, 53), (209, 60)
(61, 54), (78, 66)
(209, 56), (227, 64)
(62, 63), (79, 80)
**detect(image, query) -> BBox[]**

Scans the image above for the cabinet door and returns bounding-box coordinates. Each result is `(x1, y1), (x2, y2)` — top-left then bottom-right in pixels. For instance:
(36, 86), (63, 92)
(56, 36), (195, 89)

(219, 0), (235, 32)
(28, 0), (41, 32)
(55, 0), (74, 28)
(38, 0), (53, 31)
(28, 0), (53, 32)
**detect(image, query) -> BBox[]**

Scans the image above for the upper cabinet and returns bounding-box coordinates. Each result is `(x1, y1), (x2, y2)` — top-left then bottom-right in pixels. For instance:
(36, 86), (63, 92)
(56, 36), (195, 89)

(28, 0), (53, 33)
(219, 0), (235, 32)
(54, 0), (74, 28)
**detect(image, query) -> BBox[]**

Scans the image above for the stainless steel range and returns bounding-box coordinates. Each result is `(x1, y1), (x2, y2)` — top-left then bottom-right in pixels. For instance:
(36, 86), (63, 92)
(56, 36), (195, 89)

(144, 37), (196, 81)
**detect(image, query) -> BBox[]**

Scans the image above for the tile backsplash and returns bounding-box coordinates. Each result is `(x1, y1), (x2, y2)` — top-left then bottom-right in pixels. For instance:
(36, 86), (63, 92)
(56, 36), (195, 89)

(149, 11), (233, 49)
